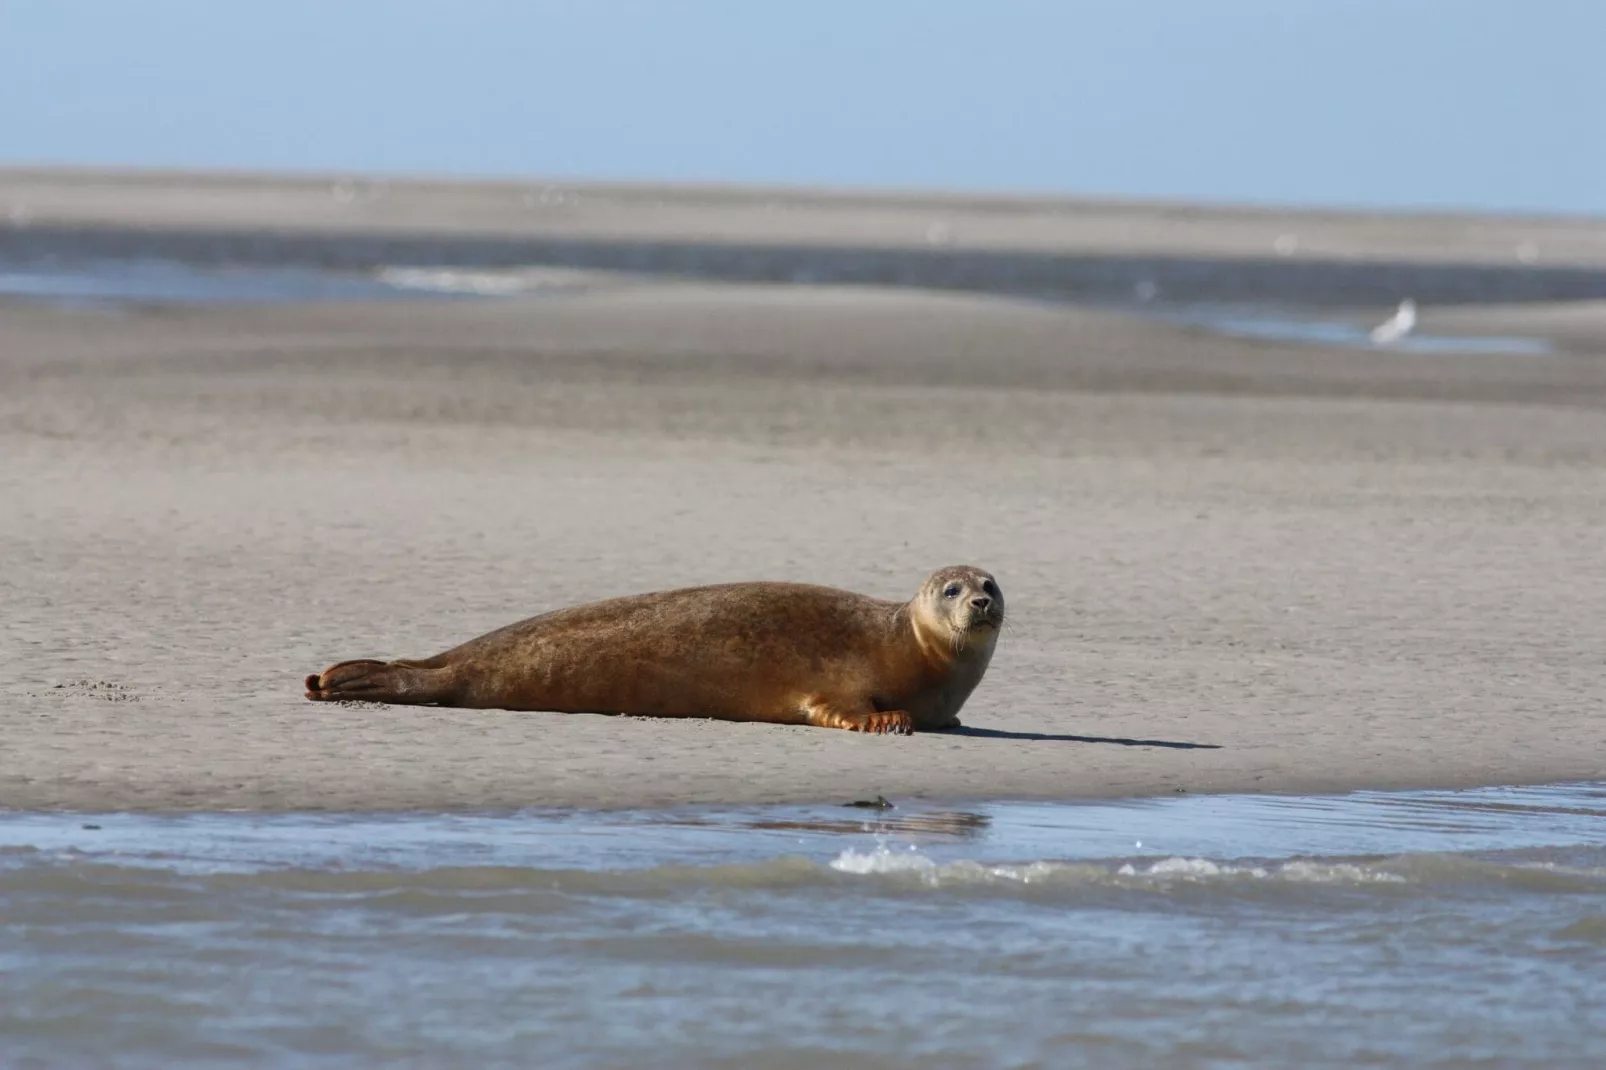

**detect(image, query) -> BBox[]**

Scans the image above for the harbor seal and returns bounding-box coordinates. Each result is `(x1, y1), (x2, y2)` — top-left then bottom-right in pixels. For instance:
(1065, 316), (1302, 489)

(303, 566), (1003, 734)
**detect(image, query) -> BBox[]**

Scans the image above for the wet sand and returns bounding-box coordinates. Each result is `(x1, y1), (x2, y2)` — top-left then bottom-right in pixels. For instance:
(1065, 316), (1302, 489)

(3, 175), (1606, 811)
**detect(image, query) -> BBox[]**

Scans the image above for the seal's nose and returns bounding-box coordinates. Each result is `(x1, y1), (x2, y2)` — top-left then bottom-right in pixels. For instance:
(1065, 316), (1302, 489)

(969, 595), (992, 612)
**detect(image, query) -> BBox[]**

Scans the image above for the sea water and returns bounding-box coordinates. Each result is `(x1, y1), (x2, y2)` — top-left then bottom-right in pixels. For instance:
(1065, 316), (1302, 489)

(3, 783), (1604, 1068)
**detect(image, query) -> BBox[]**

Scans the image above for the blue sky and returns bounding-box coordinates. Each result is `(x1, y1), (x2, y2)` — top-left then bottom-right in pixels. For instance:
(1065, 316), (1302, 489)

(2, 0), (1602, 213)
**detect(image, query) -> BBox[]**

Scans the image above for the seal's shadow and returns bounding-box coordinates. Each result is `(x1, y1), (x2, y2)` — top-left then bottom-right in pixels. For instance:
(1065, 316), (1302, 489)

(940, 726), (1221, 750)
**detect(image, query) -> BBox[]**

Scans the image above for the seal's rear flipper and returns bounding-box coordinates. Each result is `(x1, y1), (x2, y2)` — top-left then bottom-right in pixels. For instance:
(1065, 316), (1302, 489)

(304, 659), (451, 705)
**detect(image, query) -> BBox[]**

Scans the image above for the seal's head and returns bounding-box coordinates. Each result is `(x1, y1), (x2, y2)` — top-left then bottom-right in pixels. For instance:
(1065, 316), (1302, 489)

(912, 565), (1005, 655)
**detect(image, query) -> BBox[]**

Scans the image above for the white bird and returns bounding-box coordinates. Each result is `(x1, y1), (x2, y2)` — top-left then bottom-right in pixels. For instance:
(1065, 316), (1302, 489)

(1369, 298), (1417, 345)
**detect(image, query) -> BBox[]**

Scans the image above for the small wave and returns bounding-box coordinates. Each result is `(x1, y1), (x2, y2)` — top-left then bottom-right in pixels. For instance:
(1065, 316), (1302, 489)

(1120, 856), (1407, 884)
(829, 846), (1072, 885)
(828, 846), (1404, 887)
(828, 845), (1606, 894)
(5, 846), (1603, 910)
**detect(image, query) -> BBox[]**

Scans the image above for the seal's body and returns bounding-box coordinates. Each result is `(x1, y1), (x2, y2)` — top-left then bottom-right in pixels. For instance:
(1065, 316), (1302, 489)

(304, 566), (1003, 734)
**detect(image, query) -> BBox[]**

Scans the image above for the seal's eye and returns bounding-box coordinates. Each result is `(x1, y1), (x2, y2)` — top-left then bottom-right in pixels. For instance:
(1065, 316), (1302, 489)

(982, 579), (998, 597)
(943, 583), (962, 599)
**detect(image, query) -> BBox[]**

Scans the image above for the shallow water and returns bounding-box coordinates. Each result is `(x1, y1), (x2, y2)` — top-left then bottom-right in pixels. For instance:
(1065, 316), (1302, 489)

(1147, 303), (1552, 354)
(0, 256), (1560, 357)
(4, 784), (1604, 1068)
(0, 257), (454, 307)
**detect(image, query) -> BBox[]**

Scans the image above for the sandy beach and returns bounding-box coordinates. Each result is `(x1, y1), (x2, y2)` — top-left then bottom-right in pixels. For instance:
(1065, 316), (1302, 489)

(3, 171), (1605, 811)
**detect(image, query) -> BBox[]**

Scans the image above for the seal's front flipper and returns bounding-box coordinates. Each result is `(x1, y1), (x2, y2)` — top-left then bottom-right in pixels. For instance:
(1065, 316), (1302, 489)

(304, 659), (453, 705)
(804, 702), (914, 736)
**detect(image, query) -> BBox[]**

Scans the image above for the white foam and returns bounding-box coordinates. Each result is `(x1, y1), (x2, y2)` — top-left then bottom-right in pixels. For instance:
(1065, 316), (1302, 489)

(831, 847), (1406, 886)
(829, 845), (941, 877)
(1119, 857), (1405, 883)
(830, 846), (1061, 885)
(1126, 856), (1233, 878)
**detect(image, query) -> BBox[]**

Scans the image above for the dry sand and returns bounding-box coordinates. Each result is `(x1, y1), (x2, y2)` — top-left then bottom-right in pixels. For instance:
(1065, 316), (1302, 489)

(3, 177), (1606, 811)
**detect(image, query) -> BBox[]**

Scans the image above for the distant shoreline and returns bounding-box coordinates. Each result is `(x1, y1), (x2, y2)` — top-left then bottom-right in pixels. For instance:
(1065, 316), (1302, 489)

(5, 164), (1606, 264)
(10, 162), (1606, 224)
(6, 168), (1606, 309)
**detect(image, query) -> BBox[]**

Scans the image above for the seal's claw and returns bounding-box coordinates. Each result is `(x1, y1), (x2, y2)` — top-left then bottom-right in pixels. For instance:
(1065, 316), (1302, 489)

(859, 710), (915, 735)
(804, 705), (913, 735)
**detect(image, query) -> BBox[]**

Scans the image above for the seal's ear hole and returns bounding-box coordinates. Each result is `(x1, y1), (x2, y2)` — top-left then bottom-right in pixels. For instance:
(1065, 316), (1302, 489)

(943, 583), (962, 599)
